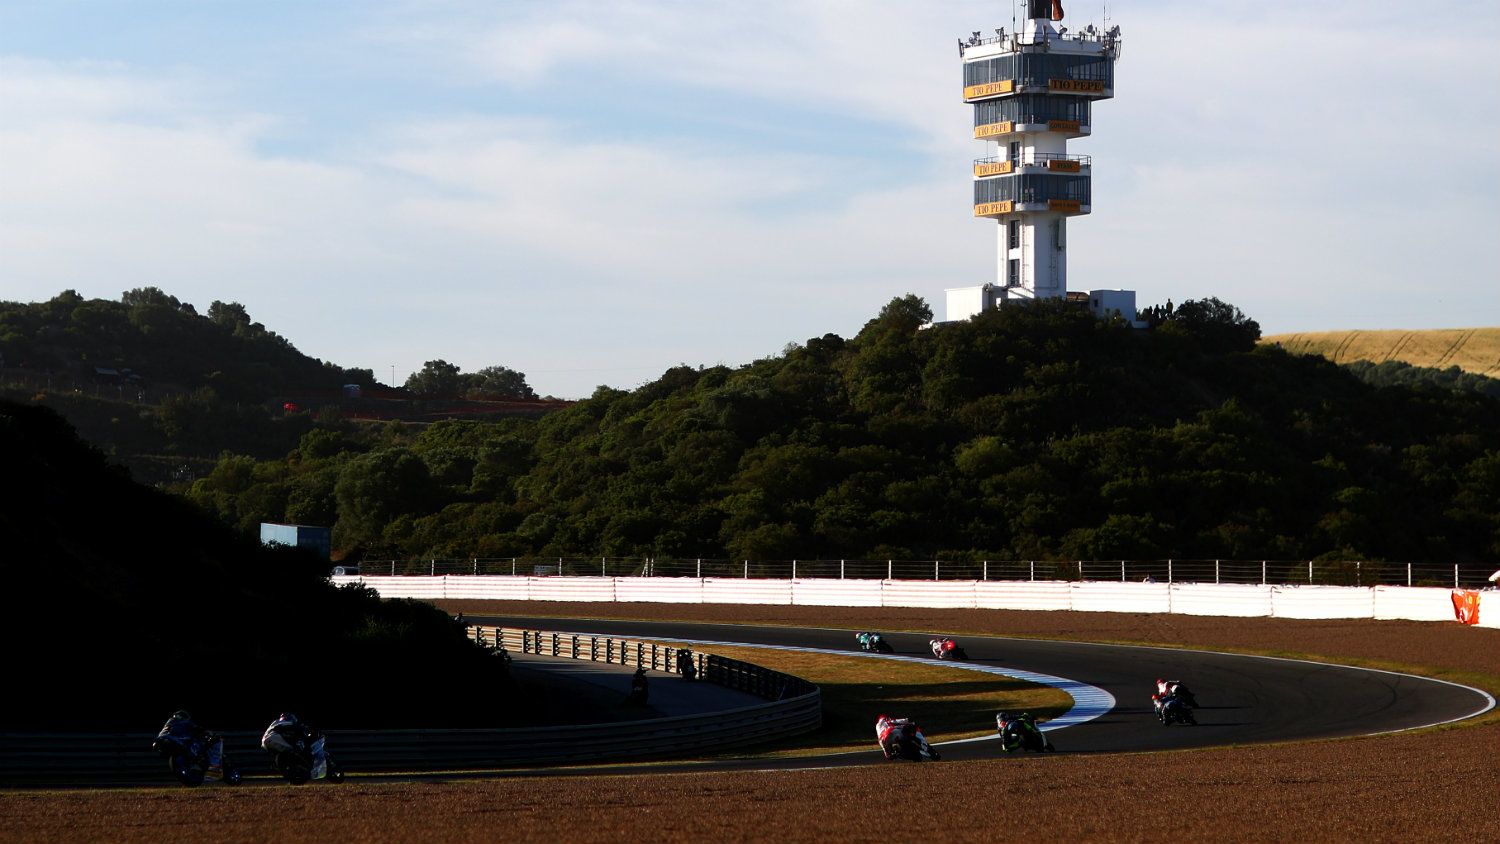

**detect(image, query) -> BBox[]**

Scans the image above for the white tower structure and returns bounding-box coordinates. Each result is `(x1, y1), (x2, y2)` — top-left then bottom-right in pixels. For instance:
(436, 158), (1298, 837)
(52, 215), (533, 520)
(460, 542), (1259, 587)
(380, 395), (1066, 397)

(959, 1), (1120, 303)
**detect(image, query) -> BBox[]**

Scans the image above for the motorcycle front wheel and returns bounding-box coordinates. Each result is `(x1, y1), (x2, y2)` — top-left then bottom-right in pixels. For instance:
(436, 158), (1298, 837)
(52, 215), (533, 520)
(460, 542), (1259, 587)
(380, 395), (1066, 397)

(171, 757), (205, 787)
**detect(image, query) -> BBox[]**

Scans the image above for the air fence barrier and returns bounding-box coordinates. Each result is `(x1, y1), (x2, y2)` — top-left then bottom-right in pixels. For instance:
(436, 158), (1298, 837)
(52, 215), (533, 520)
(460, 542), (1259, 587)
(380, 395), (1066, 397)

(332, 574), (1500, 625)
(0, 628), (821, 786)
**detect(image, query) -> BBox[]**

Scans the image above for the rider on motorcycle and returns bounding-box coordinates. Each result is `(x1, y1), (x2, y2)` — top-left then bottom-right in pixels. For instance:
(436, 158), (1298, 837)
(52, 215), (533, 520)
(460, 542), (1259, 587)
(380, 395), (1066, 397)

(875, 714), (939, 760)
(930, 637), (955, 659)
(1156, 678), (1197, 708)
(262, 712), (317, 756)
(156, 710), (223, 774)
(996, 711), (1052, 751)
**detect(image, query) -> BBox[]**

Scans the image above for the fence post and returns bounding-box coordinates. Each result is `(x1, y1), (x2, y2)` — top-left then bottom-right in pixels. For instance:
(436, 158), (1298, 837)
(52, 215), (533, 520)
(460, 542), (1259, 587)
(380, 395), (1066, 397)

(1356, 560), (1361, 586)
(391, 560), (395, 577)
(841, 559), (845, 580)
(934, 560), (939, 581)
(1407, 563), (1412, 587)
(1167, 559), (1173, 584)
(888, 559), (893, 580)
(744, 559), (748, 579)
(1455, 564), (1459, 589)
(1215, 559), (1220, 585)
(1029, 560), (1034, 581)
(1308, 561), (1313, 583)
(697, 558), (702, 579)
(983, 560), (988, 581)
(1120, 560), (1125, 582)
(430, 559), (435, 577)
(602, 557), (606, 577)
(512, 557), (517, 576)
(792, 559), (797, 580)
(1262, 560), (1267, 584)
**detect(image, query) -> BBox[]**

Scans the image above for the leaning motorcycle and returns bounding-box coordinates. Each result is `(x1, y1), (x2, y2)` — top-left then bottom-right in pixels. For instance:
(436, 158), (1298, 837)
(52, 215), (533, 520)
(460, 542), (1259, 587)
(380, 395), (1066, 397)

(857, 632), (894, 654)
(889, 725), (941, 762)
(262, 728), (344, 785)
(929, 638), (970, 661)
(997, 717), (1054, 753)
(152, 733), (242, 786)
(1160, 696), (1197, 726)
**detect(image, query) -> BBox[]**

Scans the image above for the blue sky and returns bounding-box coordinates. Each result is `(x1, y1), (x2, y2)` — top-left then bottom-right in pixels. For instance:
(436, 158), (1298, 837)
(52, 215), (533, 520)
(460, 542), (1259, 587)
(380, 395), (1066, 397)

(3, 1), (1497, 397)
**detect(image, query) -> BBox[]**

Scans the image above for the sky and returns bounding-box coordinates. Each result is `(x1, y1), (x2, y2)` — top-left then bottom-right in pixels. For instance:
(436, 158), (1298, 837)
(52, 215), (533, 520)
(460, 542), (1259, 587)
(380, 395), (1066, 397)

(2, 1), (1497, 398)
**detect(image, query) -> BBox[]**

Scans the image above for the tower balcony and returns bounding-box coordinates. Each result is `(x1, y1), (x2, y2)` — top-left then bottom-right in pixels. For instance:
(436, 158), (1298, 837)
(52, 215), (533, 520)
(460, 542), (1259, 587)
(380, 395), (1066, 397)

(973, 153), (1091, 178)
(973, 173), (1091, 217)
(973, 96), (1091, 139)
(963, 51), (1115, 102)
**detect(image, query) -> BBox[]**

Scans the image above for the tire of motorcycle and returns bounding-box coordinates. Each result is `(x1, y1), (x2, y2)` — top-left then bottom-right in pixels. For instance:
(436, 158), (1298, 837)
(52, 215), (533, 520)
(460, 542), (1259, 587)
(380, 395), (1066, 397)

(171, 757), (205, 787)
(224, 767), (243, 786)
(327, 760), (345, 784)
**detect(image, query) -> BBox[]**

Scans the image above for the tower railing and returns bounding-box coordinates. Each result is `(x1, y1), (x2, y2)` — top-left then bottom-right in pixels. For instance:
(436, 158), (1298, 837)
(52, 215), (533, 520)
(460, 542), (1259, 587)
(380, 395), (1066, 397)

(975, 152), (1091, 167)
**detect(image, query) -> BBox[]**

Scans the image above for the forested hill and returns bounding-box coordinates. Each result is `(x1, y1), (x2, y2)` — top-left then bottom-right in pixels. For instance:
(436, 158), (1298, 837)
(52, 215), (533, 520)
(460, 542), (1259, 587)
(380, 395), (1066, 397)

(0, 288), (373, 401)
(0, 400), (511, 730)
(190, 296), (1500, 566)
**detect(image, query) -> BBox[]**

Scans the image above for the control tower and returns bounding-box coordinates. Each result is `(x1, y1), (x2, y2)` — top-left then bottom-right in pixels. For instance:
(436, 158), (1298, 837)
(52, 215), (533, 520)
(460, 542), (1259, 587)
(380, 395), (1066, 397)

(959, 1), (1120, 303)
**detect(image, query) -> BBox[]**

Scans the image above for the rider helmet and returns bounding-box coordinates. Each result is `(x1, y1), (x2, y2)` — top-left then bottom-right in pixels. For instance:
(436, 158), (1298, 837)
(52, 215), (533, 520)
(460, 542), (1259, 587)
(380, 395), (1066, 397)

(171, 710), (191, 721)
(279, 712), (299, 725)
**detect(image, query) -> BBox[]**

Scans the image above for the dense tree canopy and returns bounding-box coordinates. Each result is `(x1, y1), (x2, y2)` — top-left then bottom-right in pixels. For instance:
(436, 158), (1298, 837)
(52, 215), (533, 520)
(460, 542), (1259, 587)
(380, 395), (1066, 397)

(180, 297), (1500, 565)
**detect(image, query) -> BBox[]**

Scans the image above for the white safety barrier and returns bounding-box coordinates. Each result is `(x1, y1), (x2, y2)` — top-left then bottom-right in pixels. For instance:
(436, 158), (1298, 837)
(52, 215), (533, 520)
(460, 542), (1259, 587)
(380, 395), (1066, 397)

(793, 578), (882, 607)
(1069, 582), (1172, 614)
(331, 575), (1494, 625)
(1168, 583), (1274, 617)
(1271, 584), (1377, 619)
(1373, 586), (1458, 622)
(974, 580), (1072, 611)
(1480, 592), (1500, 629)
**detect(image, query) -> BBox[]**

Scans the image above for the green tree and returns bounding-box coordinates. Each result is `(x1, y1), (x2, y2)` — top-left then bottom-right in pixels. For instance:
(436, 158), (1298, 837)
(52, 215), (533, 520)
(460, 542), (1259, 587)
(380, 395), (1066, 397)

(466, 365), (537, 399)
(404, 359), (466, 399)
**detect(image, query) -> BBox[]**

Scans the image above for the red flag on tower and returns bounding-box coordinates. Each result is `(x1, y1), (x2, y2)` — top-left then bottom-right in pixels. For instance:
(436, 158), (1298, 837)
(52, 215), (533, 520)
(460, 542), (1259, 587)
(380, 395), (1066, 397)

(1053, 1), (1065, 21)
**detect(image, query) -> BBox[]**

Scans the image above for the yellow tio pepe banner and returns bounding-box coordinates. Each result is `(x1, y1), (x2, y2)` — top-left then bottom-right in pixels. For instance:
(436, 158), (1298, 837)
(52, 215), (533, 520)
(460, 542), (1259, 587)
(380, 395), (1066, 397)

(974, 201), (1015, 217)
(1049, 79), (1106, 94)
(974, 160), (1015, 177)
(975, 121), (1015, 139)
(963, 80), (1015, 100)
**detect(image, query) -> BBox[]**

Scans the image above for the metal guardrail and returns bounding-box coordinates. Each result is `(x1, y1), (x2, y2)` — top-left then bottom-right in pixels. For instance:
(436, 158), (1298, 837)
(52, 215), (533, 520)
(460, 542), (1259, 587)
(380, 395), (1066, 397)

(0, 628), (821, 786)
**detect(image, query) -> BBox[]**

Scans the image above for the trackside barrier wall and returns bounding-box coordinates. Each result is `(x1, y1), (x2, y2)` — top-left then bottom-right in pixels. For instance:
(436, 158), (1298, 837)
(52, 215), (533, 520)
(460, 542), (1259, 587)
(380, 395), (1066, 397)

(793, 578), (882, 607)
(1069, 582), (1171, 614)
(975, 580), (1072, 610)
(331, 576), (1496, 624)
(0, 627), (820, 786)
(703, 578), (793, 605)
(1373, 587), (1459, 622)
(1167, 583), (1274, 617)
(1270, 585), (1377, 619)
(1481, 592), (1500, 629)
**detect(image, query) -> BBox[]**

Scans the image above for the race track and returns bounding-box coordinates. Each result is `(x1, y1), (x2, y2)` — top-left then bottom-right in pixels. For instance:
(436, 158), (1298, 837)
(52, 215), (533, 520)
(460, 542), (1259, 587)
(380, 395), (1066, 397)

(469, 614), (1494, 763)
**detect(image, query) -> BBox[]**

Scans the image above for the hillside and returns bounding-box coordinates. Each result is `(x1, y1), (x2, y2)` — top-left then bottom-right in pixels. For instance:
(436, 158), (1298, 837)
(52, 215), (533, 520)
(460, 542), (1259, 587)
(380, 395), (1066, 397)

(1262, 328), (1500, 377)
(186, 296), (1500, 566)
(0, 400), (514, 731)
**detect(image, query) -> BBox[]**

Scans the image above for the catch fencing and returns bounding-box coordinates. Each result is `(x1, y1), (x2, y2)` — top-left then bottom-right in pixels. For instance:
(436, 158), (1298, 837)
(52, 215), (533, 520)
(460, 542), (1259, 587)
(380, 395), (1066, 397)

(354, 556), (1498, 589)
(0, 627), (820, 786)
(336, 575), (1500, 627)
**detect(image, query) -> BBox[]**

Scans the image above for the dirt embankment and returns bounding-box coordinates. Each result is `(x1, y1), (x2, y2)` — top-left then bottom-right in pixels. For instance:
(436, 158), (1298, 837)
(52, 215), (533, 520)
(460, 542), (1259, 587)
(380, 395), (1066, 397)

(4, 604), (1497, 843)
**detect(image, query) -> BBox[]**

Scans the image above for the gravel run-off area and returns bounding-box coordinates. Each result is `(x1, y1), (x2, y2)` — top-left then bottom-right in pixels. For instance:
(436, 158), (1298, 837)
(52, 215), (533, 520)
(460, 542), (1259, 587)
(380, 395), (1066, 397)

(3, 601), (1497, 844)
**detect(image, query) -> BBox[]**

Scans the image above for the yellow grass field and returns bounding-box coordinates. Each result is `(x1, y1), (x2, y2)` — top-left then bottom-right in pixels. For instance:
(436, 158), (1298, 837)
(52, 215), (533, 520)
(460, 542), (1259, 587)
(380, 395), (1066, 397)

(1261, 327), (1500, 376)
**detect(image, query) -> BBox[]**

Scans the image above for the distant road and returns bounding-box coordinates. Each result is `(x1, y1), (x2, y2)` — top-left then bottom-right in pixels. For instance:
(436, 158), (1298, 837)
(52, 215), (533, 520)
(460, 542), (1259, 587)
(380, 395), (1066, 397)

(470, 616), (1494, 761)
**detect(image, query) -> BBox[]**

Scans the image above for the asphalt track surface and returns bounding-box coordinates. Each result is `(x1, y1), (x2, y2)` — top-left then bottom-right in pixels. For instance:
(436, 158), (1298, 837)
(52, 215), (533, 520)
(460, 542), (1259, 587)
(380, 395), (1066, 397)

(471, 614), (1494, 767)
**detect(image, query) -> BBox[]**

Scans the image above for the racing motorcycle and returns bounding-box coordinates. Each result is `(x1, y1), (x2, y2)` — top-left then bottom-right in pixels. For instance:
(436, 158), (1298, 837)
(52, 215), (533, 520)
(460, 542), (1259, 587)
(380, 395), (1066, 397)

(152, 733), (242, 786)
(878, 716), (941, 762)
(856, 632), (894, 654)
(929, 637), (969, 661)
(262, 721), (344, 785)
(996, 713), (1054, 753)
(1159, 695), (1198, 726)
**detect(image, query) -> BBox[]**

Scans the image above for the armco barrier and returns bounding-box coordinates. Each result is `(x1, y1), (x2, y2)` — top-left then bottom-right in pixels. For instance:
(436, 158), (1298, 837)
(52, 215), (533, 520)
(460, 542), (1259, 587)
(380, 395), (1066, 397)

(793, 578), (882, 607)
(1373, 587), (1457, 622)
(0, 627), (820, 786)
(703, 578), (792, 605)
(1481, 592), (1500, 629)
(1166, 584), (1274, 617)
(881, 579), (978, 609)
(332, 575), (1493, 624)
(1069, 582), (1173, 614)
(1271, 585), (1378, 619)
(975, 580), (1072, 611)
